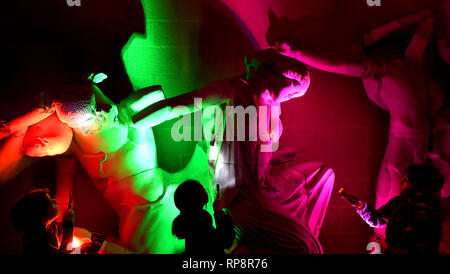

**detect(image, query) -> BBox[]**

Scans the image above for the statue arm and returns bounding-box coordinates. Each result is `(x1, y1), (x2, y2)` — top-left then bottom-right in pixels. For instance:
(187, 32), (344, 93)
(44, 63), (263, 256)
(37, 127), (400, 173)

(4, 107), (54, 136)
(131, 80), (228, 129)
(274, 42), (364, 77)
(404, 16), (435, 64)
(363, 10), (432, 46)
(0, 107), (53, 183)
(0, 134), (37, 183)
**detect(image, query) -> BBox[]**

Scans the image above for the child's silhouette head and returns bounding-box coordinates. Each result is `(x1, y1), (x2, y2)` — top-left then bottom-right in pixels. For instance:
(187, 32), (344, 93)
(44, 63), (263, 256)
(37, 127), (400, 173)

(10, 188), (59, 232)
(174, 180), (208, 213)
(401, 164), (444, 196)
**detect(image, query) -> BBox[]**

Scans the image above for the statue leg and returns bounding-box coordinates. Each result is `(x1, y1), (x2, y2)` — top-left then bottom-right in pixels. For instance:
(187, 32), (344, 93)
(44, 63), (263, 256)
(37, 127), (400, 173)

(375, 121), (429, 208)
(228, 161), (334, 254)
(274, 161), (335, 239)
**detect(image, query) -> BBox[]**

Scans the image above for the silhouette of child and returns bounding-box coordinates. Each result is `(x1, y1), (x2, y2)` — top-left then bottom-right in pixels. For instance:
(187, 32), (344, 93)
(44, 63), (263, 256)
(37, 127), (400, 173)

(340, 164), (444, 253)
(172, 180), (234, 254)
(10, 188), (74, 254)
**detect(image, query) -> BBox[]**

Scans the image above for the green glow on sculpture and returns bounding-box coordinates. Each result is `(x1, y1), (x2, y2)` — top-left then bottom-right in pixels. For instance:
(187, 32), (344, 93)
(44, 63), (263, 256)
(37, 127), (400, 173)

(133, 106), (174, 129)
(129, 90), (165, 112)
(92, 73), (108, 84)
(121, 0), (204, 168)
(116, 0), (218, 252)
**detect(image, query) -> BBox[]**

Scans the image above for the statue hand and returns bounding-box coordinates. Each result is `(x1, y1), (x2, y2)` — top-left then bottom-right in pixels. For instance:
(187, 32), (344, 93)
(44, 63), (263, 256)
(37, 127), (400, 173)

(273, 41), (292, 55)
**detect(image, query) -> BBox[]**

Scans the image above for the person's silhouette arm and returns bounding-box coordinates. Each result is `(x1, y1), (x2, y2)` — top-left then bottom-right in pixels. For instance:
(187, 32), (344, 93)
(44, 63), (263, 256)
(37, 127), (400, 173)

(59, 193), (74, 253)
(213, 185), (235, 250)
(339, 187), (390, 228)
